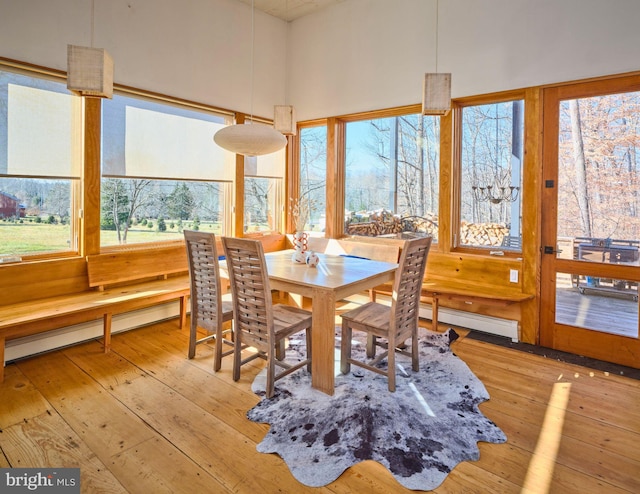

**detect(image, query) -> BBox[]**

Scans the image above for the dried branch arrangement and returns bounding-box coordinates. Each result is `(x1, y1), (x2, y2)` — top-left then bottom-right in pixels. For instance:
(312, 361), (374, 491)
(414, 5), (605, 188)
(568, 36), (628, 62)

(290, 195), (316, 232)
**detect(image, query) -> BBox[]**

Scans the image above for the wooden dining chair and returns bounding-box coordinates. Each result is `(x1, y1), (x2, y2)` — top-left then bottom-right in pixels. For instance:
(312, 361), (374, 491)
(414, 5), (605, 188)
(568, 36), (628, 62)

(340, 236), (432, 391)
(184, 230), (234, 371)
(222, 236), (313, 398)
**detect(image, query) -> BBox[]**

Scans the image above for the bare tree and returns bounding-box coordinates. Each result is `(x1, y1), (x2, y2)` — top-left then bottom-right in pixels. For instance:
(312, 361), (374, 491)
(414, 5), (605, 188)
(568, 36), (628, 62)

(568, 99), (592, 237)
(102, 178), (152, 244)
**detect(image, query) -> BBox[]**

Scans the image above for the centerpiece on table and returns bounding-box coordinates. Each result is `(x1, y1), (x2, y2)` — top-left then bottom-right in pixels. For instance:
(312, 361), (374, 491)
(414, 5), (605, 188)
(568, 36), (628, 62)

(289, 195), (315, 263)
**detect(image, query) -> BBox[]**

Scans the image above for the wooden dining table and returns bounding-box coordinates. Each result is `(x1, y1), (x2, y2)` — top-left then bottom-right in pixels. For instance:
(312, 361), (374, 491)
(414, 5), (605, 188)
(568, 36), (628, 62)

(251, 250), (398, 395)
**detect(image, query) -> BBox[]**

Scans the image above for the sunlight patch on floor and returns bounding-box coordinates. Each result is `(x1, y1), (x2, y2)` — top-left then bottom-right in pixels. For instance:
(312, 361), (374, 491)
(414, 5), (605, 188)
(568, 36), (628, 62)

(521, 382), (572, 494)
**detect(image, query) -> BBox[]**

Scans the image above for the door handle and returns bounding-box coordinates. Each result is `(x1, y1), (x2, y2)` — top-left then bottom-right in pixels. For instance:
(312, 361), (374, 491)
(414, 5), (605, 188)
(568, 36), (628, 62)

(543, 246), (563, 254)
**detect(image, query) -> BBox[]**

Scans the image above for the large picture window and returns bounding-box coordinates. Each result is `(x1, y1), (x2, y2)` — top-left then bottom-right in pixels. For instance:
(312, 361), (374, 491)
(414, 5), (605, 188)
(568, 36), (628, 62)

(459, 99), (524, 251)
(244, 139), (285, 233)
(344, 113), (439, 239)
(299, 125), (327, 232)
(101, 93), (234, 246)
(0, 65), (80, 257)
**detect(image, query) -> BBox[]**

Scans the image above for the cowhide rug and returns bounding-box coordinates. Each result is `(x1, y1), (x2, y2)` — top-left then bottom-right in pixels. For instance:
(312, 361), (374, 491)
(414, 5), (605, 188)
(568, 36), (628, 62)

(247, 328), (507, 491)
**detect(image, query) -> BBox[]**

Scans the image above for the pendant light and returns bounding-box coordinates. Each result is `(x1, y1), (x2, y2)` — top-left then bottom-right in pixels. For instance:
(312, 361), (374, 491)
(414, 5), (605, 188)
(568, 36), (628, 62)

(274, 0), (297, 136)
(67, 0), (113, 98)
(422, 0), (450, 116)
(274, 105), (296, 136)
(214, 0), (287, 156)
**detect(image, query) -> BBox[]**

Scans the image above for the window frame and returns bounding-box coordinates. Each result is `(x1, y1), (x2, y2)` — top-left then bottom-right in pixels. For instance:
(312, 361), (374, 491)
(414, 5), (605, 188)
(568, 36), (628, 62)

(295, 105), (442, 241)
(295, 121), (328, 235)
(342, 110), (441, 240)
(451, 89), (528, 257)
(0, 60), (83, 261)
(98, 89), (236, 250)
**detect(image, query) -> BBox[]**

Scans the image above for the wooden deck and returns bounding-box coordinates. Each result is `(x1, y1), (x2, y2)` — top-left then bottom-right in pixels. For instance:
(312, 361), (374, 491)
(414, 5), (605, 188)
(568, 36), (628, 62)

(1, 317), (638, 493)
(556, 286), (638, 338)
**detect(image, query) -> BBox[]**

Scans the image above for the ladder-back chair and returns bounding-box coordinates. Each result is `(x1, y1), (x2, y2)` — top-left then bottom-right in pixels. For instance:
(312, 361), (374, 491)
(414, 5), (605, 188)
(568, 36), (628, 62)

(184, 230), (234, 371)
(222, 237), (312, 398)
(340, 236), (432, 391)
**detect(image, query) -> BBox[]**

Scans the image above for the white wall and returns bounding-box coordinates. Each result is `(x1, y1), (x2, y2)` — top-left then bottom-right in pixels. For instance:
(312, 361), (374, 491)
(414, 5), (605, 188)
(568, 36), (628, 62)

(0, 0), (288, 119)
(2, 0), (640, 128)
(290, 0), (640, 120)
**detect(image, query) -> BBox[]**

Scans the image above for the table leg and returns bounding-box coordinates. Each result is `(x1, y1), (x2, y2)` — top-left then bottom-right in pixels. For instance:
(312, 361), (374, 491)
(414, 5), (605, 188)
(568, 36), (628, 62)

(311, 287), (336, 395)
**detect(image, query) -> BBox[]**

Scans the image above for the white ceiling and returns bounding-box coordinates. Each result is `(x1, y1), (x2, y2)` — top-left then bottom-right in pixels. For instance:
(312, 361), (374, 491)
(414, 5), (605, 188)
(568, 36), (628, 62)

(235, 0), (346, 21)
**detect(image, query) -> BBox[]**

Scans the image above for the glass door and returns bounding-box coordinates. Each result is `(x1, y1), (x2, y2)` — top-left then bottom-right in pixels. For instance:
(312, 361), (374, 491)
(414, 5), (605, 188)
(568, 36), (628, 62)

(540, 75), (640, 368)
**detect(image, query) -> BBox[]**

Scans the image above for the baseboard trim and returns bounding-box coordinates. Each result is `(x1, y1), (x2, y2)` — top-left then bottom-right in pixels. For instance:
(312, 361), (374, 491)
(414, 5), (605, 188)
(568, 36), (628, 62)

(5, 302), (181, 363)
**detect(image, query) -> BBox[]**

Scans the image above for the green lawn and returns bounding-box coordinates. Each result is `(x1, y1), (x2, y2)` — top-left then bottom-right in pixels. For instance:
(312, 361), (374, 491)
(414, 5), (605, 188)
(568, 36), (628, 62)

(0, 221), (223, 255)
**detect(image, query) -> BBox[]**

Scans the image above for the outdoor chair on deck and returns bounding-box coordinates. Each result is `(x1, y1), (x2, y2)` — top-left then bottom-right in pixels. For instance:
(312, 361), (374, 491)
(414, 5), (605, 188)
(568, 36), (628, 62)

(222, 237), (313, 398)
(340, 236), (432, 391)
(184, 230), (234, 371)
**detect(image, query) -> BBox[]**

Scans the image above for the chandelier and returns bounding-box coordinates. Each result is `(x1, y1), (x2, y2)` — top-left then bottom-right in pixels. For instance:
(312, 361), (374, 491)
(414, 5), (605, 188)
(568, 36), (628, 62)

(471, 184), (520, 204)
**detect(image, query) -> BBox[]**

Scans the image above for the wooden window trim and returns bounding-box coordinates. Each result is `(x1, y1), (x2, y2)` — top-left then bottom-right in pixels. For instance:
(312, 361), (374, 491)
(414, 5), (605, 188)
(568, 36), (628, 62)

(451, 89), (528, 257)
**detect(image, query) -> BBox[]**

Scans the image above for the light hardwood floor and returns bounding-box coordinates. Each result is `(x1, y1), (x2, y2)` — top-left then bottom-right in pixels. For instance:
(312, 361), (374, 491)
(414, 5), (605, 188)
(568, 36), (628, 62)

(1, 316), (638, 493)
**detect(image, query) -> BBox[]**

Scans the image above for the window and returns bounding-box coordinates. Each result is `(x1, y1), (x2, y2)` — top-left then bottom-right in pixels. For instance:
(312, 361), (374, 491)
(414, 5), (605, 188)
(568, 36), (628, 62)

(299, 125), (327, 232)
(459, 99), (524, 250)
(101, 93), (234, 246)
(344, 113), (439, 239)
(0, 65), (80, 257)
(244, 143), (285, 233)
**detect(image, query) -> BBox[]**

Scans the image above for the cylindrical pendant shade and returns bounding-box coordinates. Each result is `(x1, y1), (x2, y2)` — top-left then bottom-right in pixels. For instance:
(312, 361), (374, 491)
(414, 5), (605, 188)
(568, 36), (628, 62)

(213, 124), (287, 156)
(422, 73), (451, 116)
(67, 45), (114, 99)
(274, 105), (297, 135)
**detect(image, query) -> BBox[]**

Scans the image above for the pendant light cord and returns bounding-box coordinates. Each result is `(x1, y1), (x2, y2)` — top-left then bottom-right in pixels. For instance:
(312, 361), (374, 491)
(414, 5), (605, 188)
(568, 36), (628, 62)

(90, 0), (95, 48)
(249, 0), (255, 123)
(435, 0), (439, 73)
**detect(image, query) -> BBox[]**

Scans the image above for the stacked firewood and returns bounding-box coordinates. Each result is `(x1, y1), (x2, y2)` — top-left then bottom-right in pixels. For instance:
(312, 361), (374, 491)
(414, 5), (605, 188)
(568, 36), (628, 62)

(346, 216), (403, 235)
(345, 210), (438, 237)
(459, 222), (509, 246)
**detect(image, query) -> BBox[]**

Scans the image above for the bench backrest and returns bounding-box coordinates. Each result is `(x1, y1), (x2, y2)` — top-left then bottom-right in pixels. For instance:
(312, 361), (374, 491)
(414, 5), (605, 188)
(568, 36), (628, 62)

(306, 237), (400, 263)
(87, 235), (288, 289)
(87, 245), (188, 288)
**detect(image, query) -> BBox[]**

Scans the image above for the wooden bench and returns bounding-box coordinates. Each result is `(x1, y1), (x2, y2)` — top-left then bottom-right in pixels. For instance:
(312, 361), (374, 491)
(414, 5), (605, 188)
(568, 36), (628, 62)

(0, 245), (190, 382)
(420, 280), (533, 333)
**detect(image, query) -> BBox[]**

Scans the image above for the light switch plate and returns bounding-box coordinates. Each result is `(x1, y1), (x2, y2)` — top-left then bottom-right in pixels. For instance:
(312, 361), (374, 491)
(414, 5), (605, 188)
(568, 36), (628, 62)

(509, 269), (519, 283)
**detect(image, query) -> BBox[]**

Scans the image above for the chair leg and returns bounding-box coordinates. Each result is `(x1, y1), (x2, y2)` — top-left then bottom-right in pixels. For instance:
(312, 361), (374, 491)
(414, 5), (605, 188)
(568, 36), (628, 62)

(276, 339), (286, 361)
(366, 335), (376, 358)
(305, 326), (312, 373)
(232, 331), (242, 382)
(340, 321), (352, 374)
(411, 329), (419, 372)
(388, 343), (396, 392)
(188, 320), (197, 359)
(213, 325), (223, 372)
(266, 346), (276, 398)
